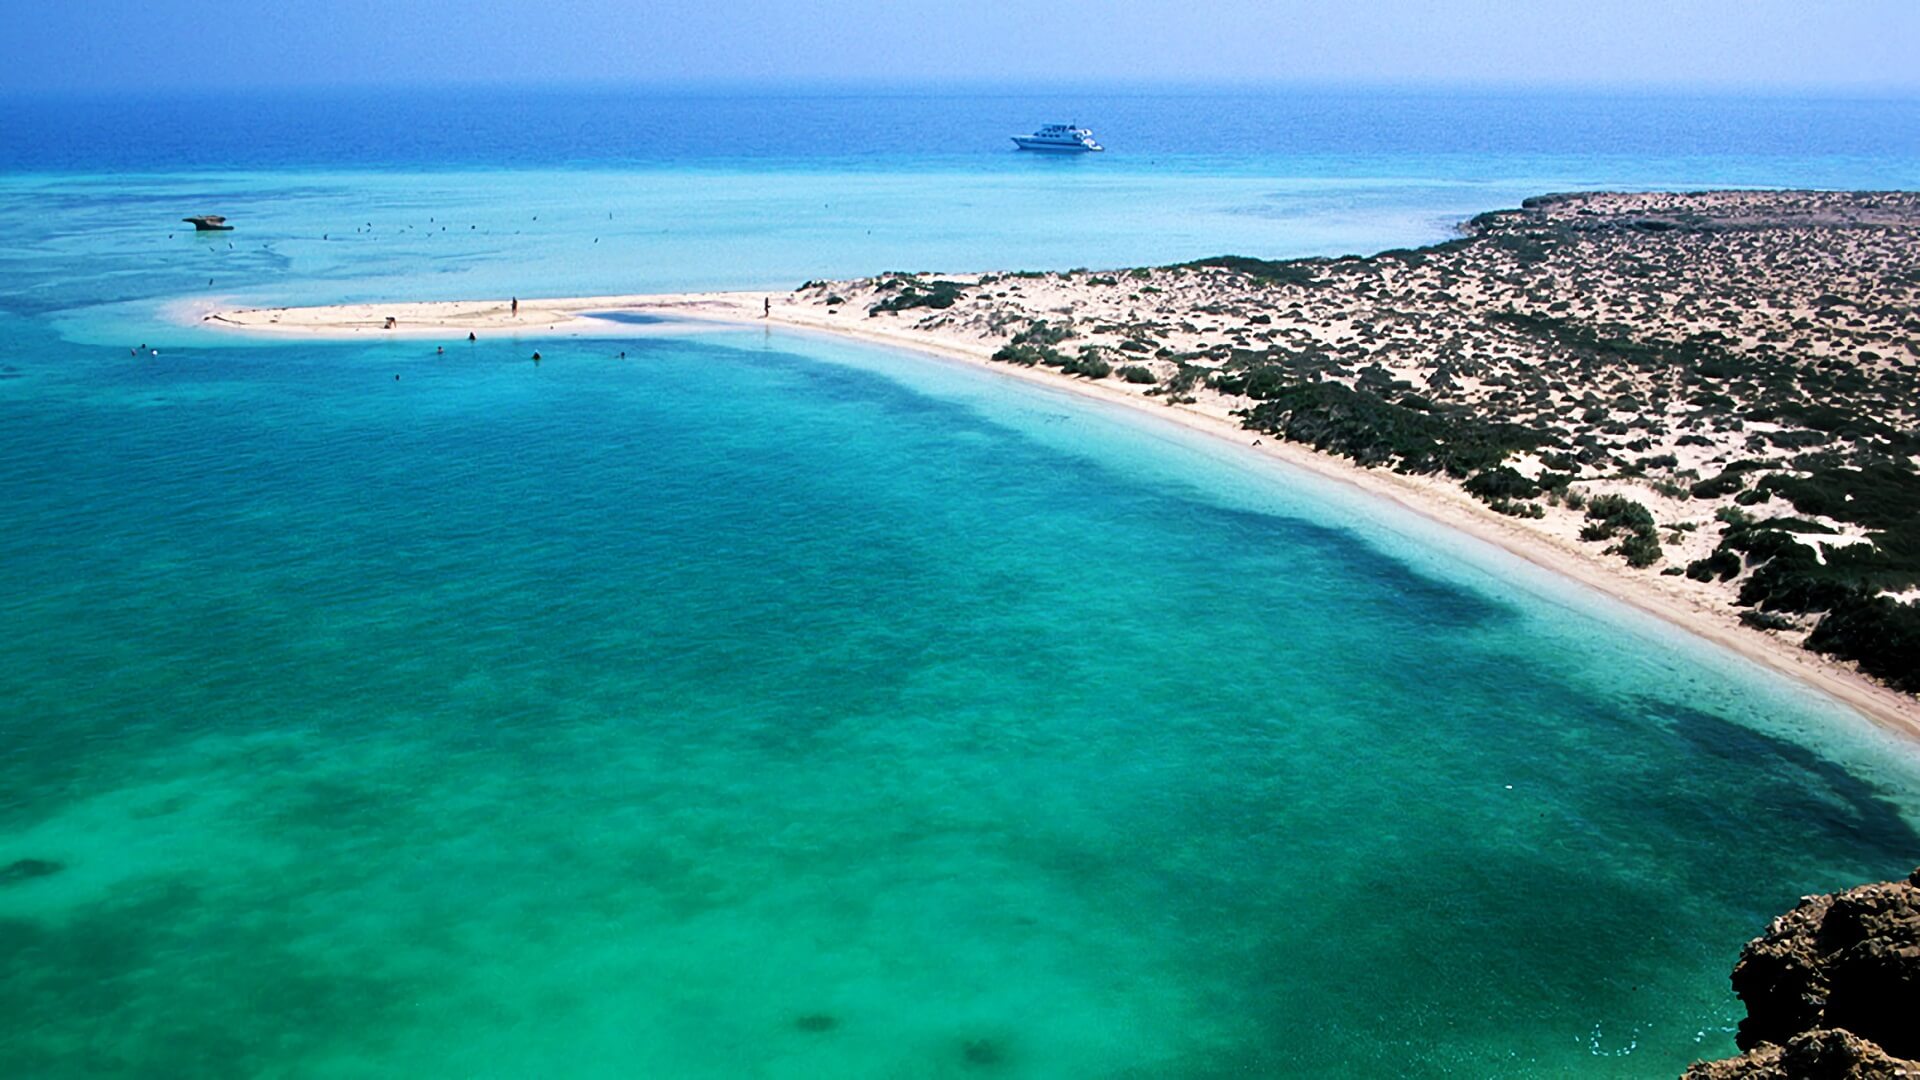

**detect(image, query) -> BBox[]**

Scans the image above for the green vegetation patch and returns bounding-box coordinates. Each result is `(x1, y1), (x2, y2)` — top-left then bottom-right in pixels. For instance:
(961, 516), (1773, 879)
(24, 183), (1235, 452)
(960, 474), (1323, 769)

(990, 342), (1062, 367)
(1489, 311), (1746, 378)
(1463, 466), (1541, 503)
(1756, 462), (1920, 532)
(869, 279), (969, 314)
(1175, 255), (1327, 288)
(1807, 596), (1920, 693)
(1010, 320), (1072, 346)
(1237, 377), (1550, 476)
(1582, 495), (1663, 567)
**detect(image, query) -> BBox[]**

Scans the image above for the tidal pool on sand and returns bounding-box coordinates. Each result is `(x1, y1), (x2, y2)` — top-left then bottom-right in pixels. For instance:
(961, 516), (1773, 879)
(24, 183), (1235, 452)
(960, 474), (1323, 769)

(1, 327), (1917, 1078)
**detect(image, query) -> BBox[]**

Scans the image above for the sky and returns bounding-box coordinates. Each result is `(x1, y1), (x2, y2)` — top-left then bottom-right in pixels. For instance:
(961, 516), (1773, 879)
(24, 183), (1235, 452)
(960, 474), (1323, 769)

(2, 0), (1915, 94)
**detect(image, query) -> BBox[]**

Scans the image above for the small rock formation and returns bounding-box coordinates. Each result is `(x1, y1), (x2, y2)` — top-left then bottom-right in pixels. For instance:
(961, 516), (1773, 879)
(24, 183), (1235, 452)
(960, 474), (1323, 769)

(1684, 868), (1920, 1078)
(182, 215), (233, 231)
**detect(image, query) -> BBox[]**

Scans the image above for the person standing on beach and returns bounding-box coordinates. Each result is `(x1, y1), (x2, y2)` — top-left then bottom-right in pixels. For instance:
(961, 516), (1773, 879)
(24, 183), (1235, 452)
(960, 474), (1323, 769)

(763, 297), (770, 318)
(511, 297), (519, 317)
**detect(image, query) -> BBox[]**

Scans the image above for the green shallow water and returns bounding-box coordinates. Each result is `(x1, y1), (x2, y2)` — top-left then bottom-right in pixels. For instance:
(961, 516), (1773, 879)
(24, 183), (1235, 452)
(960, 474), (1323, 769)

(3, 323), (1918, 1077)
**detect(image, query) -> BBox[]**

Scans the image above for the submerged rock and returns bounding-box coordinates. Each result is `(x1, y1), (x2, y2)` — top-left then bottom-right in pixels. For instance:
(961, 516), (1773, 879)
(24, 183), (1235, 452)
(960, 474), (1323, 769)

(1685, 868), (1920, 1078)
(793, 1013), (837, 1033)
(961, 1038), (1004, 1067)
(0, 858), (63, 886)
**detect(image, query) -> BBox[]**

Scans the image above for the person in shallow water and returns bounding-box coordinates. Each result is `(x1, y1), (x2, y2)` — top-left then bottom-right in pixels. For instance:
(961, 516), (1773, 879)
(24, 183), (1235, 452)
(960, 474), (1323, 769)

(511, 297), (518, 317)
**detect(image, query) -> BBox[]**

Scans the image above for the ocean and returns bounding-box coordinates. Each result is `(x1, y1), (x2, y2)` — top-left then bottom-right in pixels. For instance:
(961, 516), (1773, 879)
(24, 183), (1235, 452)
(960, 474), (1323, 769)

(2, 86), (1918, 1077)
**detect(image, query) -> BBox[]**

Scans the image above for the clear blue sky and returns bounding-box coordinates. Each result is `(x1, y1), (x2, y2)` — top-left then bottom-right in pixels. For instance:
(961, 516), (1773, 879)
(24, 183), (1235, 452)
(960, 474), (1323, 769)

(5, 0), (1915, 94)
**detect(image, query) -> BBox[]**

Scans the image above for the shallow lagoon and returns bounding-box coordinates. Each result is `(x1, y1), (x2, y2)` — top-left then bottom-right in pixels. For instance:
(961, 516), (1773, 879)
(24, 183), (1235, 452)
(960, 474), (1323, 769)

(3, 321), (1918, 1076)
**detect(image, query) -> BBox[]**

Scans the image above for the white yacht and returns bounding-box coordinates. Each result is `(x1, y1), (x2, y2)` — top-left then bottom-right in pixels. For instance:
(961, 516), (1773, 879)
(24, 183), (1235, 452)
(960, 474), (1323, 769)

(1012, 123), (1103, 153)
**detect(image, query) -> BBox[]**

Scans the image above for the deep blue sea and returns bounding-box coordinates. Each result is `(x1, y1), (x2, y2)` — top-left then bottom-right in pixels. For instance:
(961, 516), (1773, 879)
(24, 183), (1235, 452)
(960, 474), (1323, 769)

(3, 87), (1919, 1077)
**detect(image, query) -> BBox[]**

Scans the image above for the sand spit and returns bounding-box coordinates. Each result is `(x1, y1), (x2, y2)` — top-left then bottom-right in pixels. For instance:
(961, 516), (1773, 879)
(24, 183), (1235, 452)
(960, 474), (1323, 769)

(199, 191), (1920, 738)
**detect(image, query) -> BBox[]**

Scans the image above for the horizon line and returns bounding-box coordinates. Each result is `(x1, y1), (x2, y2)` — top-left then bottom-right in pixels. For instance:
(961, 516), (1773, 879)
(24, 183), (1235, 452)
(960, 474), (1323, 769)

(8, 75), (1920, 101)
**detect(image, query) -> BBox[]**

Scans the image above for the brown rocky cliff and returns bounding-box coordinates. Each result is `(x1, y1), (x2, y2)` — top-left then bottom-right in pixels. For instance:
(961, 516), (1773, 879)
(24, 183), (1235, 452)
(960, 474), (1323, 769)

(1684, 869), (1920, 1078)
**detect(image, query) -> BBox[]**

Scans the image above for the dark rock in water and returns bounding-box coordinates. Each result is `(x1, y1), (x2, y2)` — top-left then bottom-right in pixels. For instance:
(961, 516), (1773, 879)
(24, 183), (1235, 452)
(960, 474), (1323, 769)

(1682, 1028), (1918, 1079)
(0, 858), (63, 886)
(793, 1013), (837, 1033)
(1684, 867), (1920, 1078)
(1733, 868), (1920, 1057)
(961, 1038), (1004, 1067)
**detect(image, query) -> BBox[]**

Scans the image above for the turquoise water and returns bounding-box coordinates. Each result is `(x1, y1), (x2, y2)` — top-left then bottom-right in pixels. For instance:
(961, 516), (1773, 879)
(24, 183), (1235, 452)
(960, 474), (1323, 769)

(4, 89), (1920, 1076)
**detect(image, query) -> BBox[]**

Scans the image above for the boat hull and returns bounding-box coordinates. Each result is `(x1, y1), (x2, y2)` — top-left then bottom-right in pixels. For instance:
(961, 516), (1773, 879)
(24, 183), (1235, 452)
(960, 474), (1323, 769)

(1011, 137), (1102, 152)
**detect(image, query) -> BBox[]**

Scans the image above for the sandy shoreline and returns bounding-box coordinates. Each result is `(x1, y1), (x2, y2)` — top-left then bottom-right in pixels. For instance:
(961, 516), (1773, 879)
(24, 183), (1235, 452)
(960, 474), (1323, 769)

(194, 289), (1920, 740)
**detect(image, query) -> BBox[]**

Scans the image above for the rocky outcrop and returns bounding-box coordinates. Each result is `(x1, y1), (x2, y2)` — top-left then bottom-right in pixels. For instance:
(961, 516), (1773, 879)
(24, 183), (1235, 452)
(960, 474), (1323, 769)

(1685, 869), (1920, 1078)
(1683, 1029), (1917, 1079)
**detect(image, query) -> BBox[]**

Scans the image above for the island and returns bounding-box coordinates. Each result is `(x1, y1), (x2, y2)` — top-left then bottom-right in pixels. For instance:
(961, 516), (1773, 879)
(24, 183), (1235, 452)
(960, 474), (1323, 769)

(203, 190), (1920, 730)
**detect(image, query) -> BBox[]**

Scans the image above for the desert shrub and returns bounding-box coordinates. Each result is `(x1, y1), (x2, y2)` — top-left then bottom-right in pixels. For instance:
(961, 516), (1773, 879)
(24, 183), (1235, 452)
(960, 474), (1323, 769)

(869, 279), (968, 314)
(1806, 595), (1920, 692)
(1740, 610), (1799, 632)
(1652, 480), (1691, 500)
(1238, 379), (1547, 476)
(1119, 365), (1157, 385)
(1613, 531), (1664, 568)
(992, 343), (1063, 367)
(1583, 495), (1662, 565)
(1211, 365), (1295, 400)
(1586, 495), (1657, 536)
(1687, 549), (1743, 582)
(1064, 348), (1112, 379)
(1690, 470), (1750, 499)
(1757, 462), (1920, 532)
(1176, 255), (1325, 287)
(1464, 467), (1542, 502)
(1011, 320), (1072, 346)
(1486, 497), (1547, 519)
